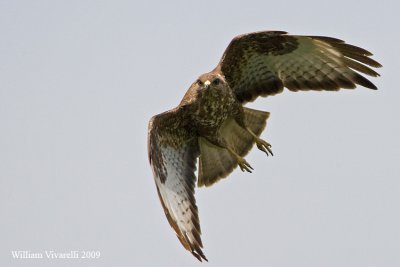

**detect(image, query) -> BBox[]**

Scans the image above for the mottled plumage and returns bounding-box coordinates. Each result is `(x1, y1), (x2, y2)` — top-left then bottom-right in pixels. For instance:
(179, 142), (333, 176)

(147, 31), (381, 261)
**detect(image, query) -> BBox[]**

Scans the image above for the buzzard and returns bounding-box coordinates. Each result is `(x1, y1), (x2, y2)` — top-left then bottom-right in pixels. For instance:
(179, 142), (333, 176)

(147, 31), (381, 261)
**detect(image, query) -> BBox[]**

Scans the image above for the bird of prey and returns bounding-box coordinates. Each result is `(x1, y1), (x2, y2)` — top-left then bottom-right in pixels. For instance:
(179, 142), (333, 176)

(147, 30), (381, 261)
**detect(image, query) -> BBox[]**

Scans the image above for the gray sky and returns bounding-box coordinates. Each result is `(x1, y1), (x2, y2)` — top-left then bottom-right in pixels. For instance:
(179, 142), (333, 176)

(0, 1), (399, 266)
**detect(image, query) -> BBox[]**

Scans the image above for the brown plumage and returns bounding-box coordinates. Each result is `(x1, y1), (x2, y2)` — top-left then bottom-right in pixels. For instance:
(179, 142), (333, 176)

(147, 30), (381, 261)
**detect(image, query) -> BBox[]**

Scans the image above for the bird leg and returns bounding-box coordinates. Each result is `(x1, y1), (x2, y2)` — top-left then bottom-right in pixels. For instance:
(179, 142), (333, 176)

(203, 135), (254, 173)
(246, 128), (273, 156)
(226, 147), (253, 173)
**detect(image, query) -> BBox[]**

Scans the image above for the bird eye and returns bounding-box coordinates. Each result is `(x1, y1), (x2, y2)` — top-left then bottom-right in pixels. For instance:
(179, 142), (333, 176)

(197, 79), (203, 86)
(212, 78), (220, 85)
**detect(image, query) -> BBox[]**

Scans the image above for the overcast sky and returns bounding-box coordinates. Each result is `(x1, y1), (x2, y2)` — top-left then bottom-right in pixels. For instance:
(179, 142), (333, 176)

(0, 1), (399, 266)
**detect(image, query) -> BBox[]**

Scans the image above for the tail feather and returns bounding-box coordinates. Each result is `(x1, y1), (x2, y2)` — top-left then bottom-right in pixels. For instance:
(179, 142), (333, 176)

(197, 107), (270, 187)
(198, 138), (236, 187)
(243, 107), (270, 137)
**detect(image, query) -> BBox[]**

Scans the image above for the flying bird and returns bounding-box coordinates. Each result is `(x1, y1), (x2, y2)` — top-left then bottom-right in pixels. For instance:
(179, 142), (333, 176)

(147, 31), (381, 261)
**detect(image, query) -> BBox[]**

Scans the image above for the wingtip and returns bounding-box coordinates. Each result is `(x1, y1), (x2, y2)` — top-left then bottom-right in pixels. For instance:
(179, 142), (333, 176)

(352, 72), (379, 90)
(369, 84), (378, 90)
(192, 250), (208, 262)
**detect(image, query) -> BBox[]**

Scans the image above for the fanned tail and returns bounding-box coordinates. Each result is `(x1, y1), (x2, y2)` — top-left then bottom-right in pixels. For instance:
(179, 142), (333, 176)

(198, 107), (270, 187)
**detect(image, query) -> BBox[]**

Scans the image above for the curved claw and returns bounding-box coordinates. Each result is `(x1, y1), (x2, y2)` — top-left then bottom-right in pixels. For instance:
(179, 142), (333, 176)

(256, 139), (273, 156)
(226, 147), (254, 173)
(238, 158), (253, 173)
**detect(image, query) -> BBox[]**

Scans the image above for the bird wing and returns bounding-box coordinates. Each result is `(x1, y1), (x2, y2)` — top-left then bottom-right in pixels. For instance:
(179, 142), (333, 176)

(216, 31), (382, 104)
(148, 109), (207, 262)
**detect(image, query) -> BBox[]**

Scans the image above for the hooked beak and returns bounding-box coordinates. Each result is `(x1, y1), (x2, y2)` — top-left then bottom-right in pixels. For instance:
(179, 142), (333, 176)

(204, 80), (211, 88)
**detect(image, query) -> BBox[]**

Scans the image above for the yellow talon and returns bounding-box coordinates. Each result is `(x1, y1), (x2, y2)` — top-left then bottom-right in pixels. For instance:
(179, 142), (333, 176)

(227, 147), (253, 173)
(237, 157), (253, 173)
(256, 138), (273, 156)
(246, 127), (273, 156)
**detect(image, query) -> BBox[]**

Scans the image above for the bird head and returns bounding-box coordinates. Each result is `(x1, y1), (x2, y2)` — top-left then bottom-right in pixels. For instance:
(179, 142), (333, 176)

(196, 73), (226, 91)
(179, 72), (229, 106)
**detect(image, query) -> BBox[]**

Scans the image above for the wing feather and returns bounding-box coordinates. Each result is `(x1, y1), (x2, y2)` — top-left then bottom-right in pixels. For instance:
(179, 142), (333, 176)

(216, 31), (382, 104)
(148, 109), (207, 262)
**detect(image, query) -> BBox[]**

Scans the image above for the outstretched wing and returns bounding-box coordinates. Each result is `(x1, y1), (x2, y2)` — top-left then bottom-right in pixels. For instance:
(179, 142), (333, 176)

(148, 109), (207, 262)
(216, 31), (382, 104)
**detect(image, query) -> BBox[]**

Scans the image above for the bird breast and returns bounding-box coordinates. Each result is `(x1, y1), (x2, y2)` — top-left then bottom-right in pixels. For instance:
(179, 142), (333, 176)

(192, 88), (236, 130)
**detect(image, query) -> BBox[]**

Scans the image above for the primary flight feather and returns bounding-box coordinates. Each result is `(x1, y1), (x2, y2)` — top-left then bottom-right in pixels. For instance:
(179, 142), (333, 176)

(147, 30), (381, 261)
